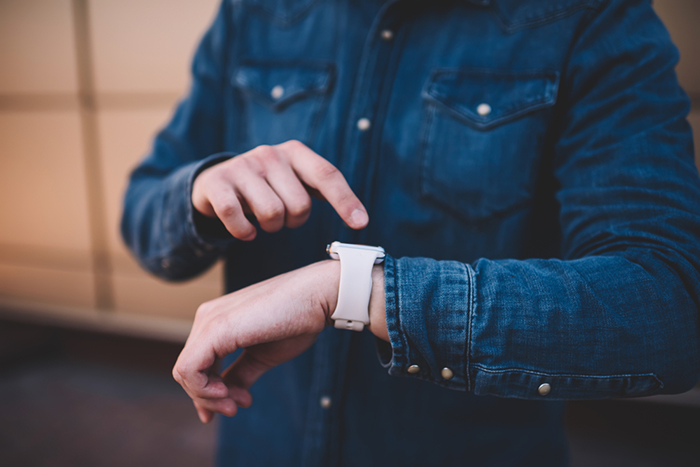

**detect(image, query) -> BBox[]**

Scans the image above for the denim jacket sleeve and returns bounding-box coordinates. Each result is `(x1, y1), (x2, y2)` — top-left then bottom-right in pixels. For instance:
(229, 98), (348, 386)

(380, 0), (700, 399)
(120, 0), (237, 281)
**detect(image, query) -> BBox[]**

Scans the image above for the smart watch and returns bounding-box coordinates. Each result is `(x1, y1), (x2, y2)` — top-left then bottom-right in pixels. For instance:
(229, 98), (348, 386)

(326, 241), (385, 331)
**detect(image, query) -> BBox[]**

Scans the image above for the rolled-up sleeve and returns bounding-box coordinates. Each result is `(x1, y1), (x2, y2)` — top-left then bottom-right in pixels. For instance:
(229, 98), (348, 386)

(379, 0), (700, 400)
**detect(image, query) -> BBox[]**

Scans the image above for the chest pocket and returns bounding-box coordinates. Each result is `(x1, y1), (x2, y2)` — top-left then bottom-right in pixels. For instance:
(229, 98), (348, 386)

(233, 62), (334, 147)
(419, 69), (559, 223)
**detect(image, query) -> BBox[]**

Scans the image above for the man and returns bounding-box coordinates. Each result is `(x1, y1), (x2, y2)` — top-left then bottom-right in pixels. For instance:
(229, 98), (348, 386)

(122, 0), (700, 465)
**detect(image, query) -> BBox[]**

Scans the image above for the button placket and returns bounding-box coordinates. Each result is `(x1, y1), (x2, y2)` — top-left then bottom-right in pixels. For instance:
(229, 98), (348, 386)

(356, 118), (371, 131)
(337, 4), (403, 212)
(319, 395), (332, 409)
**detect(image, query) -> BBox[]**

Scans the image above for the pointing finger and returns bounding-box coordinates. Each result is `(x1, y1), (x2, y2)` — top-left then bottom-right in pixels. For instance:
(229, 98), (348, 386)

(279, 141), (368, 229)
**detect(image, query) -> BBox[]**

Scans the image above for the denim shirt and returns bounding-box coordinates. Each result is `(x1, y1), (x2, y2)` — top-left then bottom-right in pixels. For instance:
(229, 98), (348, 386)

(121, 0), (700, 465)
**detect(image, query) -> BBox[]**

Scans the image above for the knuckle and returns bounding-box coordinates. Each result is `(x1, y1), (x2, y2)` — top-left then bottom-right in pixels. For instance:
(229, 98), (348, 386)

(242, 157), (263, 175)
(196, 302), (213, 317)
(228, 153), (247, 171)
(252, 145), (279, 166)
(254, 144), (273, 155)
(288, 197), (312, 218)
(258, 200), (285, 222)
(174, 362), (190, 381)
(280, 139), (304, 151)
(235, 152), (262, 176)
(217, 201), (241, 220)
(336, 189), (356, 206)
(315, 163), (340, 182)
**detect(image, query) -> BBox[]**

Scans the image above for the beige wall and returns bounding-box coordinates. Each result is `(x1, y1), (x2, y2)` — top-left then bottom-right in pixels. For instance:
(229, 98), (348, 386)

(0, 0), (698, 338)
(0, 0), (221, 337)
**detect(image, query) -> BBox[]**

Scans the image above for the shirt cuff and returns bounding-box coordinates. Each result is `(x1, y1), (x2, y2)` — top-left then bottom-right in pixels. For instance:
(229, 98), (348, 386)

(377, 255), (476, 391)
(140, 153), (237, 280)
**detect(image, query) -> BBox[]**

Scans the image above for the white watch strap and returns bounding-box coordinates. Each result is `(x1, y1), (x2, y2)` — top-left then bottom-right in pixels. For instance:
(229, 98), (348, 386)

(328, 242), (385, 331)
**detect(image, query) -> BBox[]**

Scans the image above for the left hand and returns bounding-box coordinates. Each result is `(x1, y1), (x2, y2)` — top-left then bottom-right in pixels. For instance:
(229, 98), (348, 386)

(172, 260), (339, 423)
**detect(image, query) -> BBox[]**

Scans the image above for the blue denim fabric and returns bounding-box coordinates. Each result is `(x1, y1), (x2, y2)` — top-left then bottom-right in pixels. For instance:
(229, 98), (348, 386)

(121, 0), (700, 465)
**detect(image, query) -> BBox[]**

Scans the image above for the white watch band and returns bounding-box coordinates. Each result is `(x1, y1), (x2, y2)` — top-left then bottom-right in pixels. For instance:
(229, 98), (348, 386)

(327, 241), (385, 331)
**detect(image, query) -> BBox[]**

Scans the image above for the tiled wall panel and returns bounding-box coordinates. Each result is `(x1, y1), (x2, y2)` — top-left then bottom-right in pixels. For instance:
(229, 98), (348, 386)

(112, 264), (222, 321)
(0, 264), (95, 309)
(90, 0), (220, 94)
(97, 109), (172, 267)
(0, 112), (91, 252)
(0, 0), (78, 94)
(98, 108), (223, 317)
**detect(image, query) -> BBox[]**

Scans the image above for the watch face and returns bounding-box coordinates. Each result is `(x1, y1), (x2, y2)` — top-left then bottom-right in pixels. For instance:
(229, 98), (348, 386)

(327, 241), (385, 260)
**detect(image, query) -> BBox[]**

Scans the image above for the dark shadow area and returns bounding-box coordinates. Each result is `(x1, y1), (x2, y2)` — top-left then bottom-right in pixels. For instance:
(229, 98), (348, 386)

(2, 317), (699, 466)
(566, 399), (700, 467)
(0, 318), (216, 467)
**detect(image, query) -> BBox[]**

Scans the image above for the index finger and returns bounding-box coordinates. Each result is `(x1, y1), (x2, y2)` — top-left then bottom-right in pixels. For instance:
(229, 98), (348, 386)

(280, 141), (368, 229)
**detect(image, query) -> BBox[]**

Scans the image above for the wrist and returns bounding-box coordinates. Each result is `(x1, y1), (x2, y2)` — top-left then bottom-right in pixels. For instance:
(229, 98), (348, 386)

(320, 258), (388, 340)
(368, 263), (388, 342)
(315, 260), (341, 327)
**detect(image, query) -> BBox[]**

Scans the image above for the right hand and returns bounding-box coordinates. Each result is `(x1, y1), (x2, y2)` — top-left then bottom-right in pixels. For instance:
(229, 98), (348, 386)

(172, 259), (340, 423)
(192, 140), (368, 240)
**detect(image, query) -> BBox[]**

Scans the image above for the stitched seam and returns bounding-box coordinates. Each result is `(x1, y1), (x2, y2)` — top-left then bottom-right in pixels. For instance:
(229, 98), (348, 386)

(465, 262), (475, 391)
(337, 0), (402, 187)
(424, 68), (559, 129)
(394, 258), (408, 369)
(232, 62), (334, 111)
(362, 18), (413, 213)
(434, 97), (555, 129)
(307, 67), (335, 146)
(417, 104), (435, 199)
(471, 364), (663, 386)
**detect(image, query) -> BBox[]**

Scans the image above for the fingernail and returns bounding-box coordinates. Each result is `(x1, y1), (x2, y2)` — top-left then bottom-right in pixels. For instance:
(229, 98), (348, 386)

(350, 209), (368, 228)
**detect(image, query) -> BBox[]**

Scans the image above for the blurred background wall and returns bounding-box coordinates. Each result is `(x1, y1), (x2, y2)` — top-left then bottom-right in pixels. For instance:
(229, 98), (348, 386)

(0, 0), (222, 340)
(0, 0), (699, 340)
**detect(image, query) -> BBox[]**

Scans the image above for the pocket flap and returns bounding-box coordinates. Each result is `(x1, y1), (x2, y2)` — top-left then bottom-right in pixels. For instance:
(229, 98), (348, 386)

(233, 62), (334, 111)
(423, 69), (559, 130)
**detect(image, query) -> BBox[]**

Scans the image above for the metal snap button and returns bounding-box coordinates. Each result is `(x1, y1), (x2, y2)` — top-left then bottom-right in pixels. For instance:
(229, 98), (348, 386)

(476, 103), (491, 116)
(538, 383), (552, 396)
(270, 85), (284, 99)
(407, 364), (420, 374)
(320, 396), (332, 409)
(380, 29), (394, 41)
(357, 118), (371, 131)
